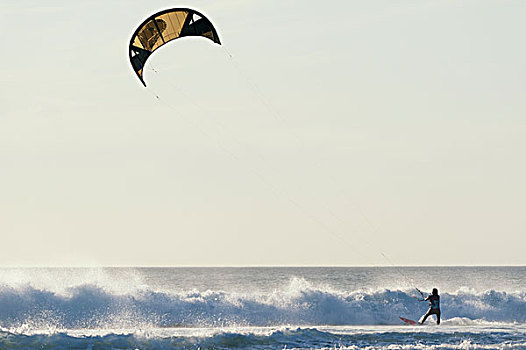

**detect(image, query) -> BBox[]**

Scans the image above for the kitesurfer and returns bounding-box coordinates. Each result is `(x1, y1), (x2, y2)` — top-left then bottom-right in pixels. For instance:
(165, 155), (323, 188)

(420, 288), (440, 325)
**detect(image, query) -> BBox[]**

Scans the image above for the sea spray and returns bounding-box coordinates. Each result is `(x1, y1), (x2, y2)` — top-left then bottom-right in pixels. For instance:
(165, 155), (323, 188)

(0, 278), (525, 330)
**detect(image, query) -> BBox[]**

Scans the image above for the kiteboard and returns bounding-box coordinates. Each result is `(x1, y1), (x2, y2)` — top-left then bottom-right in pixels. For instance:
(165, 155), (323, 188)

(399, 316), (419, 325)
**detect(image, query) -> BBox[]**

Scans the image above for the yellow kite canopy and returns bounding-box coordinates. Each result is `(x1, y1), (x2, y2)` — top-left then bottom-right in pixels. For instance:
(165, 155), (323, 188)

(129, 8), (221, 86)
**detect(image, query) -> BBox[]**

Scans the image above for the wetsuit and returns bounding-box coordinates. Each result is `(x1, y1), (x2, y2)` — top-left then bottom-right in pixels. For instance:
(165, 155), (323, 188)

(421, 294), (440, 324)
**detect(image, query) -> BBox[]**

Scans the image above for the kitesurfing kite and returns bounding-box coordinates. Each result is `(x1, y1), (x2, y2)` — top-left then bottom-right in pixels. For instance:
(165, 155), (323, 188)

(129, 8), (221, 86)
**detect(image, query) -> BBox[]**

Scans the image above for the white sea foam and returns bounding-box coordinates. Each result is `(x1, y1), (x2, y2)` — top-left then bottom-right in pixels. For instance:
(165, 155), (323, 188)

(1, 326), (526, 350)
(0, 276), (524, 330)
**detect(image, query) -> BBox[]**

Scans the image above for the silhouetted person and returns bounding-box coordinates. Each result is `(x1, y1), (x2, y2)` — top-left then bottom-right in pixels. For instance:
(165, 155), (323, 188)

(420, 288), (440, 325)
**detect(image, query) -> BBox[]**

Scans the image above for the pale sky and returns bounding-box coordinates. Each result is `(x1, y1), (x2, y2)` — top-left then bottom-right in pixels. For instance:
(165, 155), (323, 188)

(0, 0), (524, 266)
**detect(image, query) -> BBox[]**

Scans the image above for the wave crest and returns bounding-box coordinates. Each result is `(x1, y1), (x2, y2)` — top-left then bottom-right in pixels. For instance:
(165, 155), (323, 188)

(0, 278), (524, 330)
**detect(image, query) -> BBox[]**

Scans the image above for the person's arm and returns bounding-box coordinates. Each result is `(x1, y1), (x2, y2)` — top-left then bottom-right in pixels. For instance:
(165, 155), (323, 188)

(415, 288), (426, 301)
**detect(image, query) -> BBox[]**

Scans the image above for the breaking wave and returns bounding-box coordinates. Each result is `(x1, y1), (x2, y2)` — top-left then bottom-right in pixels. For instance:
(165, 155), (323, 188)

(0, 278), (524, 330)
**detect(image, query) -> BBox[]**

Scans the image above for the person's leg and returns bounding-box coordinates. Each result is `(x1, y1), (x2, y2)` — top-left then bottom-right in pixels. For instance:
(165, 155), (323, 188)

(420, 309), (431, 324)
(436, 310), (441, 325)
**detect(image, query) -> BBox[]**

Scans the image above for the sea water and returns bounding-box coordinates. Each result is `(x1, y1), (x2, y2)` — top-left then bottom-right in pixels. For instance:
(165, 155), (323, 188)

(0, 266), (524, 349)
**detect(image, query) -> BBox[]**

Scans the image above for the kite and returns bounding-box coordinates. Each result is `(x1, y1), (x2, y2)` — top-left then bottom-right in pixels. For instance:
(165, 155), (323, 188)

(129, 8), (221, 86)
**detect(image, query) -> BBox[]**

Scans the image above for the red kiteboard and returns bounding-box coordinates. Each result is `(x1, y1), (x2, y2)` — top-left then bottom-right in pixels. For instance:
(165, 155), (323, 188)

(399, 316), (419, 325)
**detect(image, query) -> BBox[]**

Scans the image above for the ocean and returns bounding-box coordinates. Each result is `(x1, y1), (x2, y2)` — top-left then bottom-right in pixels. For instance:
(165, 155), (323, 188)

(0, 266), (524, 349)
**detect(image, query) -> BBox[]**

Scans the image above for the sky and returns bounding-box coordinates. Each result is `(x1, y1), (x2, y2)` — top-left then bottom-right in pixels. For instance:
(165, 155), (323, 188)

(0, 0), (525, 266)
